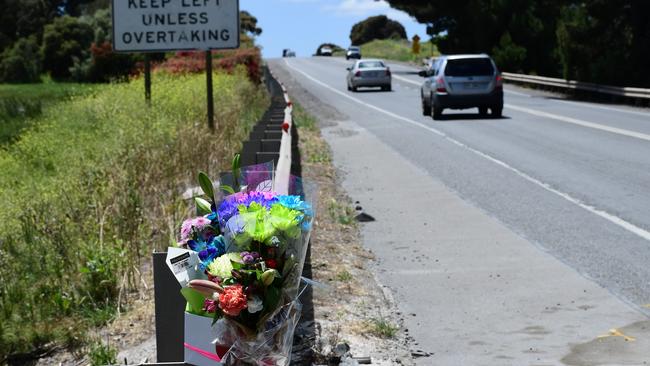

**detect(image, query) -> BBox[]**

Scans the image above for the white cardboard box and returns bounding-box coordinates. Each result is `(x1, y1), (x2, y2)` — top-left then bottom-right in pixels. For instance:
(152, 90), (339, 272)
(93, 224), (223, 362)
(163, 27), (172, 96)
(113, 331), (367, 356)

(184, 312), (223, 366)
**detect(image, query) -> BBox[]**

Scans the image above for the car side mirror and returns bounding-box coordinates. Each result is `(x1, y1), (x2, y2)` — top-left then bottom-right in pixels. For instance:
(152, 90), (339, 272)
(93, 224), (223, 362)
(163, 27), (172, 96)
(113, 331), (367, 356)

(346, 67), (351, 71)
(418, 70), (428, 77)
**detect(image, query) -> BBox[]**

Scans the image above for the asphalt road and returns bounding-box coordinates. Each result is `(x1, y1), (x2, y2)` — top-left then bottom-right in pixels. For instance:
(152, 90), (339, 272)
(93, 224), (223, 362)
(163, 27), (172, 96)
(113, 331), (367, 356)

(269, 56), (650, 364)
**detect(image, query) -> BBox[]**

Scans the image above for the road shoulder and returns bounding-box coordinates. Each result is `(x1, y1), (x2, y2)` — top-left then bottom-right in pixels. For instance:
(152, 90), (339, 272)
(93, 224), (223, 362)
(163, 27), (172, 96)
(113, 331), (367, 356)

(269, 58), (650, 366)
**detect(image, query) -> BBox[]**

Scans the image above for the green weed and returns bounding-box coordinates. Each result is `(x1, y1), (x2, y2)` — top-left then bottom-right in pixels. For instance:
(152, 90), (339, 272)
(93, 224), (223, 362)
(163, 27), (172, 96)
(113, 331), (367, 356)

(367, 317), (398, 338)
(87, 340), (117, 366)
(336, 270), (353, 282)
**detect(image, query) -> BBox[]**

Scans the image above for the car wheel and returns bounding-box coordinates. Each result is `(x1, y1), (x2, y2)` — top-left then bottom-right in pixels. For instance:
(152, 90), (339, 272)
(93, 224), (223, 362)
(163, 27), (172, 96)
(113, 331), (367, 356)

(347, 84), (351, 91)
(352, 85), (358, 92)
(386, 84), (392, 92)
(491, 106), (503, 118)
(422, 95), (431, 116)
(479, 107), (488, 116)
(432, 106), (443, 120)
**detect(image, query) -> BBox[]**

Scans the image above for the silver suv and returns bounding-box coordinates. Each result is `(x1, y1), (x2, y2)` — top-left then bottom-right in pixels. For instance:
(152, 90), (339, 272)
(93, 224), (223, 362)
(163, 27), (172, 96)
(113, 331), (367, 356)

(419, 54), (503, 119)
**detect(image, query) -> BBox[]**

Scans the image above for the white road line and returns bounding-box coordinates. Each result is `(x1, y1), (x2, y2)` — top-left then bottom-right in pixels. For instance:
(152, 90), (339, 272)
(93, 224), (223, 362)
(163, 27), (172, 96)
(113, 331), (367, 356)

(283, 58), (650, 243)
(506, 104), (650, 142)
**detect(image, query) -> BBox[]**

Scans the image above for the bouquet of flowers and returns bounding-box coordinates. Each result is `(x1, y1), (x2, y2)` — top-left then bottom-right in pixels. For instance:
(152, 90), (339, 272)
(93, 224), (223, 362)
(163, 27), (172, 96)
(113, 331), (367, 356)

(167, 161), (314, 366)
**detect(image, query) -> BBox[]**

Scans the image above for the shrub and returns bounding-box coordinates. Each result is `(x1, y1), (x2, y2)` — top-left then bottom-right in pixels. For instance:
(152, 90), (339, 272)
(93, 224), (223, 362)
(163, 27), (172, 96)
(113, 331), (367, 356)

(41, 16), (93, 80)
(350, 15), (407, 46)
(156, 48), (263, 84)
(491, 32), (527, 72)
(0, 37), (42, 83)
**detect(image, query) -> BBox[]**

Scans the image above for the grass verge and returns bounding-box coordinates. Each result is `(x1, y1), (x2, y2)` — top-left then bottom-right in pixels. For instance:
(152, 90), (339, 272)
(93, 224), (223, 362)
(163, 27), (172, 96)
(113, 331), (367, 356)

(357, 39), (438, 63)
(0, 81), (98, 144)
(0, 70), (268, 362)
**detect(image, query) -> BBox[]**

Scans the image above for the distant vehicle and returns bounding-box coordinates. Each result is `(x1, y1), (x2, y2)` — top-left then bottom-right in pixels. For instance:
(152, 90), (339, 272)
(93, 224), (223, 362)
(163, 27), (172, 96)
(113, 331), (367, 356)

(346, 59), (392, 92)
(346, 46), (361, 60)
(419, 54), (503, 119)
(282, 49), (296, 57)
(320, 46), (333, 56)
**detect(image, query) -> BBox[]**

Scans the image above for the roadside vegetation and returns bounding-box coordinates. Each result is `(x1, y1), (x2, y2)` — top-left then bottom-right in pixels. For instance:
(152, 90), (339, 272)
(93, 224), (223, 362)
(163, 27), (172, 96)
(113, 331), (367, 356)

(0, 69), (268, 362)
(353, 39), (438, 63)
(382, 0), (650, 87)
(0, 81), (98, 144)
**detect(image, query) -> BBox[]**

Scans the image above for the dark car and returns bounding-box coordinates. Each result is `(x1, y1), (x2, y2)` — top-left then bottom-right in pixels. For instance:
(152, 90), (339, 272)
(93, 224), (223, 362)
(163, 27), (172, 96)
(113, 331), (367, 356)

(419, 54), (503, 119)
(346, 46), (361, 60)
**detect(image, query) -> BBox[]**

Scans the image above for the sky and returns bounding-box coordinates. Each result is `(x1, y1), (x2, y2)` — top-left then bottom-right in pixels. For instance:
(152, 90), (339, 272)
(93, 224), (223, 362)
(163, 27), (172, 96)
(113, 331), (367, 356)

(239, 0), (428, 58)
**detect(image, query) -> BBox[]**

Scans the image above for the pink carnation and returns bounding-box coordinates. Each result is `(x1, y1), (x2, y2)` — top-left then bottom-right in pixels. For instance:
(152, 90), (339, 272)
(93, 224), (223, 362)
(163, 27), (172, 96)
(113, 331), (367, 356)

(218, 284), (247, 316)
(180, 216), (212, 240)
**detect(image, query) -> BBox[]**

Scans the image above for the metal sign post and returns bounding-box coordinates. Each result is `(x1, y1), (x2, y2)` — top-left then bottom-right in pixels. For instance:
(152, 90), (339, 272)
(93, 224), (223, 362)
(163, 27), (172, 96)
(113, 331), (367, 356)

(112, 0), (240, 122)
(206, 50), (214, 131)
(144, 54), (152, 104)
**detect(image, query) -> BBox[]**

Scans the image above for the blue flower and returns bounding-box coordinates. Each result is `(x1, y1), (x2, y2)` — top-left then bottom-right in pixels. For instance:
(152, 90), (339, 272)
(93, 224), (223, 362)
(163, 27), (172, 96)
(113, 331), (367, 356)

(188, 239), (207, 252)
(198, 235), (227, 270)
(277, 195), (311, 213)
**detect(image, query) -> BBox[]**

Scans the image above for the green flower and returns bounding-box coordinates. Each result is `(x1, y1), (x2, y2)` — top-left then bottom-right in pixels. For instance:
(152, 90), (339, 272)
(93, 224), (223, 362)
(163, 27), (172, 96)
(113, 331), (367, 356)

(207, 253), (241, 279)
(269, 203), (301, 238)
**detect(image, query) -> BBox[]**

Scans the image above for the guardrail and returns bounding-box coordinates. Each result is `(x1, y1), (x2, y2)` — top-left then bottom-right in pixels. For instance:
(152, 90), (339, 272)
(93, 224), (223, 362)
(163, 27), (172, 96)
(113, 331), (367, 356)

(502, 72), (650, 105)
(147, 68), (299, 366)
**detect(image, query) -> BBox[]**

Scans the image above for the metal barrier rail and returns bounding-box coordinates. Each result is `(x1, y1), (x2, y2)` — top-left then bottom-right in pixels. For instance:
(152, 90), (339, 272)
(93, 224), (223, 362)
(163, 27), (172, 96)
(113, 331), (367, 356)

(502, 72), (650, 101)
(146, 69), (297, 366)
(271, 73), (293, 195)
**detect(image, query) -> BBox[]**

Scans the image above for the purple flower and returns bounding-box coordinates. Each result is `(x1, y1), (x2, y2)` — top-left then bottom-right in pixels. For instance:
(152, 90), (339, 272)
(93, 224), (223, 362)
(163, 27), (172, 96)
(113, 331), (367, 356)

(180, 216), (212, 240)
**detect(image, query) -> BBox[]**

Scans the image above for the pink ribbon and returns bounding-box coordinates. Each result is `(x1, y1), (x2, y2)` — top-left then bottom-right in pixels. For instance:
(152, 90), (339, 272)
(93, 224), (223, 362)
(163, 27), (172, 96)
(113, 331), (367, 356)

(184, 342), (222, 362)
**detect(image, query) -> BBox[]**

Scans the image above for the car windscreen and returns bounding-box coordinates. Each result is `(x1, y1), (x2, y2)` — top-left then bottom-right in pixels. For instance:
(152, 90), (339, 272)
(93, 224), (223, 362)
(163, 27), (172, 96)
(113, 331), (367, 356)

(358, 61), (385, 68)
(349, 47), (360, 51)
(444, 58), (494, 76)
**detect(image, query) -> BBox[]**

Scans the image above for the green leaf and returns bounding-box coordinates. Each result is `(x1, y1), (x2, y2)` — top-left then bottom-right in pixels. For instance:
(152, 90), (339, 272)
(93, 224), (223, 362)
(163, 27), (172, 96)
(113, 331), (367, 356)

(198, 171), (215, 202)
(195, 197), (212, 216)
(282, 255), (296, 277)
(181, 287), (208, 316)
(220, 184), (235, 195)
(263, 286), (281, 312)
(232, 154), (241, 191)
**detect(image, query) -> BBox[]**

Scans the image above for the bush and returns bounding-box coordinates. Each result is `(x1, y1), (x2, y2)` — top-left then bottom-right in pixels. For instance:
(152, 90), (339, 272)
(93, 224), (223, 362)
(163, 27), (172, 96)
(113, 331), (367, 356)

(315, 43), (343, 56)
(350, 15), (407, 46)
(156, 48), (263, 84)
(491, 32), (527, 72)
(42, 16), (93, 80)
(0, 37), (42, 83)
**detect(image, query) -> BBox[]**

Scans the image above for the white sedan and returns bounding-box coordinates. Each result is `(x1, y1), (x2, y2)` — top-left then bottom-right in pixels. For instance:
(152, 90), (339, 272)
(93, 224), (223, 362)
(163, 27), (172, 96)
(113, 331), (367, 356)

(346, 59), (392, 92)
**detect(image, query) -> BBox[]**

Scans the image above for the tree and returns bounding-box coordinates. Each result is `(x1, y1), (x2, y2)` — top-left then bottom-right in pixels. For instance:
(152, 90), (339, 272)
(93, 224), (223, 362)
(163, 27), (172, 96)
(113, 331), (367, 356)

(240, 11), (262, 37)
(350, 15), (407, 45)
(0, 37), (42, 83)
(41, 16), (93, 80)
(316, 43), (343, 56)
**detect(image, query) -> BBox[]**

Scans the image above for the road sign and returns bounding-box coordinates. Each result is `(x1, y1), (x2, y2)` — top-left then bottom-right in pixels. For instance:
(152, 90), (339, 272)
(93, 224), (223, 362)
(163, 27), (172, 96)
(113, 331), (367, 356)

(112, 0), (240, 52)
(412, 34), (421, 55)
